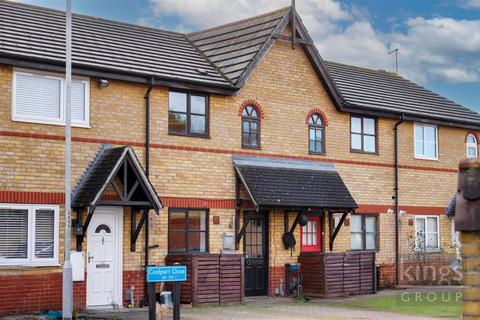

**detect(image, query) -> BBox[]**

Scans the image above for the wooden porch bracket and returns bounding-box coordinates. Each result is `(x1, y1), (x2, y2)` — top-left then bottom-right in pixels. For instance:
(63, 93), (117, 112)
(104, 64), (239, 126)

(75, 206), (96, 251)
(74, 207), (84, 251)
(131, 208), (148, 252)
(328, 211), (349, 251)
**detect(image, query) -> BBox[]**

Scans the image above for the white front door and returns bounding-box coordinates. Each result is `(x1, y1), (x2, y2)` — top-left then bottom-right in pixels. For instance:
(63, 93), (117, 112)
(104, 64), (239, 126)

(86, 207), (123, 307)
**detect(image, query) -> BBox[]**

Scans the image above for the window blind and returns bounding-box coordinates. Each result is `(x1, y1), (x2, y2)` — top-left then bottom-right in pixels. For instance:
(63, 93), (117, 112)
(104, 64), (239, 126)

(34, 209), (54, 259)
(15, 73), (61, 119)
(0, 209), (28, 259)
(72, 80), (86, 122)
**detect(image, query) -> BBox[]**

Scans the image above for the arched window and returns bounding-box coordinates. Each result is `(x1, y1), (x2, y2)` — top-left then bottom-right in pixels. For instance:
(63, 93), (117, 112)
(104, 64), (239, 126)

(308, 113), (325, 154)
(242, 105), (260, 148)
(466, 134), (478, 158)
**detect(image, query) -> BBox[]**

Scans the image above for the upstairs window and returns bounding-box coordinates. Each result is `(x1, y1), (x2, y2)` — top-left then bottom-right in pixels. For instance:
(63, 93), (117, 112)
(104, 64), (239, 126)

(351, 115), (376, 153)
(0, 204), (59, 266)
(168, 91), (208, 137)
(414, 123), (438, 160)
(308, 113), (325, 154)
(168, 209), (208, 253)
(466, 134), (478, 158)
(12, 70), (90, 127)
(242, 105), (260, 149)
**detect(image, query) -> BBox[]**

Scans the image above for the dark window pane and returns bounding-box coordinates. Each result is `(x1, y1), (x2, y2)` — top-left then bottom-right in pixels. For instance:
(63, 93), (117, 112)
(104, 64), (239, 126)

(169, 92), (187, 112)
(188, 232), (206, 252)
(191, 95), (206, 114)
(169, 231), (186, 252)
(169, 211), (186, 230)
(191, 115), (206, 134)
(187, 211), (207, 232)
(169, 112), (187, 134)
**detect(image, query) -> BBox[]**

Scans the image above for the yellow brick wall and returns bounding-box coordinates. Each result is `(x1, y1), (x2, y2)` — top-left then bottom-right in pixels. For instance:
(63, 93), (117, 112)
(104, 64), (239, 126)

(0, 33), (472, 280)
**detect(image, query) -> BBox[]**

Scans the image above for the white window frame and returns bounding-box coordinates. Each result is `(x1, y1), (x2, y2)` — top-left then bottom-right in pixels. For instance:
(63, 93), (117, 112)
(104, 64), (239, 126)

(0, 203), (60, 266)
(12, 68), (90, 128)
(466, 134), (478, 159)
(414, 123), (438, 160)
(450, 217), (459, 247)
(415, 215), (440, 252)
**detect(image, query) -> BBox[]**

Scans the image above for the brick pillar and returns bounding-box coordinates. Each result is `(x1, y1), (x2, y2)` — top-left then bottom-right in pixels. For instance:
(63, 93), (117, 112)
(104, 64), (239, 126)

(460, 232), (480, 319)
(455, 159), (480, 320)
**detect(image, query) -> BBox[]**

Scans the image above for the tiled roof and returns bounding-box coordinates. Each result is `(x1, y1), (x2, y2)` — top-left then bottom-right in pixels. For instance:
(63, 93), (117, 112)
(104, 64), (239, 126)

(1, 1), (478, 128)
(0, 0), (230, 88)
(72, 146), (162, 212)
(187, 8), (290, 85)
(233, 156), (357, 209)
(325, 61), (480, 126)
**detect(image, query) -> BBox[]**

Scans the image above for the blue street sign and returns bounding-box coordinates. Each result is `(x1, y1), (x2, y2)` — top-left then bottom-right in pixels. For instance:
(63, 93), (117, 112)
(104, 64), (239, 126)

(147, 266), (187, 282)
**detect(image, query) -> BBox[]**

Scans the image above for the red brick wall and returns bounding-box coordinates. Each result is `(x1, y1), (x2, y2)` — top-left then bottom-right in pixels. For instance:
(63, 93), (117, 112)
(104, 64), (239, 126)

(0, 270), (144, 315)
(269, 266), (285, 296)
(122, 270), (145, 308)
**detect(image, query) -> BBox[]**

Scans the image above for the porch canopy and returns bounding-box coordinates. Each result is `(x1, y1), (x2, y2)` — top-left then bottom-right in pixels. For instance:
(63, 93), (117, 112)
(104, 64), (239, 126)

(232, 155), (357, 250)
(72, 145), (162, 251)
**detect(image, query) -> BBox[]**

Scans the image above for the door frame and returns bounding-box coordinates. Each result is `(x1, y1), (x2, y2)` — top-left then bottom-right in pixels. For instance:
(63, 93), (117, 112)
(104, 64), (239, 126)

(86, 206), (124, 308)
(243, 210), (269, 296)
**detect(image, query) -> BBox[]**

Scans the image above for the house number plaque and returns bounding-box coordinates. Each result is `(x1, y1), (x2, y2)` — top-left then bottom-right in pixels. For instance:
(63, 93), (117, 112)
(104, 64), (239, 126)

(96, 263), (110, 268)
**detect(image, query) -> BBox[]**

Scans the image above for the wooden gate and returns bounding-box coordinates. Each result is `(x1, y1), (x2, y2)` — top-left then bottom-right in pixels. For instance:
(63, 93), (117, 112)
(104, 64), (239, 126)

(299, 251), (376, 298)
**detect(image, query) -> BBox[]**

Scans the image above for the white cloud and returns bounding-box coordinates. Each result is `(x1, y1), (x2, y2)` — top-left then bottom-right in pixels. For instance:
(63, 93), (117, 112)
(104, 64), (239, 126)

(145, 0), (480, 85)
(462, 0), (480, 8)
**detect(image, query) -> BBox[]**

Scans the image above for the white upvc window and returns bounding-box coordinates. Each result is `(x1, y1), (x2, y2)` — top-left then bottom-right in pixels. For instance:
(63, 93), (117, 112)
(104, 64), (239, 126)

(12, 69), (90, 127)
(0, 204), (59, 266)
(414, 123), (438, 160)
(415, 215), (440, 251)
(466, 134), (478, 159)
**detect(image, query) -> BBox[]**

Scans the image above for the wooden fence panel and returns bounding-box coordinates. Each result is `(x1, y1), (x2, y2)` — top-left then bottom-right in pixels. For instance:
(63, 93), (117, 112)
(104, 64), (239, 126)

(299, 251), (375, 298)
(166, 253), (244, 306)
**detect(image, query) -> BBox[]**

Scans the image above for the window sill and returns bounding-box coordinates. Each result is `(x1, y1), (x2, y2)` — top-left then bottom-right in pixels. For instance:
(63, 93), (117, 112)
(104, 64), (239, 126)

(242, 146), (261, 150)
(0, 262), (60, 268)
(168, 132), (210, 139)
(309, 151), (325, 156)
(12, 117), (90, 128)
(414, 155), (439, 161)
(350, 149), (378, 155)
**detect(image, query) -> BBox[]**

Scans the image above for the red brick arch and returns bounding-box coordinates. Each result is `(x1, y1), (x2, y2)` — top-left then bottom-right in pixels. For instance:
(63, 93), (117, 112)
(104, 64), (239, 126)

(238, 99), (265, 119)
(305, 108), (328, 126)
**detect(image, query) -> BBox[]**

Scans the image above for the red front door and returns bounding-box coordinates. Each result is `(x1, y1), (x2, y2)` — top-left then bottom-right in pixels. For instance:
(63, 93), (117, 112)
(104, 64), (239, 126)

(300, 215), (322, 252)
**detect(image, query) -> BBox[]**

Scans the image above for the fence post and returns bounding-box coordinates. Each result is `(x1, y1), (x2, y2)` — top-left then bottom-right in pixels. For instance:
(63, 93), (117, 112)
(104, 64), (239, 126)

(455, 159), (480, 320)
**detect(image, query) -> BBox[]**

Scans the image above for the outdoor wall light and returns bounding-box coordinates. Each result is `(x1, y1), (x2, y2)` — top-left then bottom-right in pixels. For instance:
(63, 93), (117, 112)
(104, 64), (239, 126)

(98, 78), (109, 88)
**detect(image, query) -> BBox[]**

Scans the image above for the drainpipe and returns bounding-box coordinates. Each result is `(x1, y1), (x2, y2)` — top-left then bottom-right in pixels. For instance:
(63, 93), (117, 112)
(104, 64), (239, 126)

(394, 113), (404, 287)
(144, 77), (155, 305)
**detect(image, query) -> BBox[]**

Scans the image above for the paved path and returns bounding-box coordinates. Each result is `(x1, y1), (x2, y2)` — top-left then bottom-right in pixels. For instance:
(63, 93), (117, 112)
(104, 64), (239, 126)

(180, 300), (444, 320)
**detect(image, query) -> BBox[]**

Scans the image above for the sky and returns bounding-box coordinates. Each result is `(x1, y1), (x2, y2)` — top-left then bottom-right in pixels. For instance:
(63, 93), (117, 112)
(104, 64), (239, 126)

(13, 0), (480, 112)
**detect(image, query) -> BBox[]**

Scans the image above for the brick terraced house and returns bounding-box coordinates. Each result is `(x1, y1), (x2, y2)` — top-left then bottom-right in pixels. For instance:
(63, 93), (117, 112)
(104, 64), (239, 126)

(0, 0), (479, 315)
